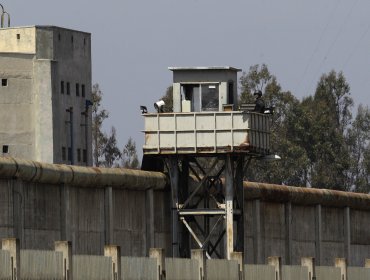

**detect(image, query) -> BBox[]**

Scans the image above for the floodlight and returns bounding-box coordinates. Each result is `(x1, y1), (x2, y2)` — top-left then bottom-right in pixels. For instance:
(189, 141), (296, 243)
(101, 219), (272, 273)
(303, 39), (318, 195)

(154, 100), (165, 113)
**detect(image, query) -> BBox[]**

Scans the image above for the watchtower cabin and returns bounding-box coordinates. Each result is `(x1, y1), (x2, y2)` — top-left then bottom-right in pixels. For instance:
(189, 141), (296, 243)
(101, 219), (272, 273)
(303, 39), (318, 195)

(142, 67), (270, 155)
(142, 67), (272, 260)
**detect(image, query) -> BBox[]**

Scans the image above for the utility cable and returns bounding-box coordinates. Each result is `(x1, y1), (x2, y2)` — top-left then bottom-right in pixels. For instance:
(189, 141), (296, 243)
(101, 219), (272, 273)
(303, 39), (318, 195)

(296, 0), (342, 95)
(342, 18), (370, 68)
(307, 0), (360, 95)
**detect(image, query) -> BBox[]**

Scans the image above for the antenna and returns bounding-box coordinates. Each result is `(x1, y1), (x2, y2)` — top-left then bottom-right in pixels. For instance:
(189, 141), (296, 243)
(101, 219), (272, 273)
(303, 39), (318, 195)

(0, 3), (10, 28)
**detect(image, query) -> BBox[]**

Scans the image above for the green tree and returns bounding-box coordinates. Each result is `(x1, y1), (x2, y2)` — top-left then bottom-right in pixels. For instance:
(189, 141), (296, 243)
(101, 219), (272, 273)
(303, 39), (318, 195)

(241, 64), (309, 186)
(239, 64), (272, 104)
(302, 70), (353, 190)
(122, 137), (140, 169)
(92, 83), (109, 167)
(102, 126), (122, 167)
(160, 85), (173, 112)
(347, 105), (370, 192)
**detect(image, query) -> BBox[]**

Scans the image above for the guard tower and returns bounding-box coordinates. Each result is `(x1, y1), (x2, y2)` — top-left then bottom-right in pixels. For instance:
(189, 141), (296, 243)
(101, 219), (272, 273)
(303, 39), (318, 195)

(142, 67), (271, 260)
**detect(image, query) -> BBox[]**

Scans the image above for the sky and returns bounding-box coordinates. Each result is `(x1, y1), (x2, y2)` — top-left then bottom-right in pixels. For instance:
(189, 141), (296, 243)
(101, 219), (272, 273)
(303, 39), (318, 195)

(3, 0), (370, 159)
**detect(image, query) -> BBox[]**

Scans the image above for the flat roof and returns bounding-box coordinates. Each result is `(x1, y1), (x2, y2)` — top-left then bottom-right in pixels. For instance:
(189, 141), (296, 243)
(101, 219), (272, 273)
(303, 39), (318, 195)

(0, 25), (91, 35)
(168, 66), (242, 72)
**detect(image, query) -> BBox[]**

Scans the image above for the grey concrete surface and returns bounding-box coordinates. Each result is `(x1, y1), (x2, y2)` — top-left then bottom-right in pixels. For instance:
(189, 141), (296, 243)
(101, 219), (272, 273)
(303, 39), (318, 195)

(0, 26), (92, 165)
(0, 158), (369, 266)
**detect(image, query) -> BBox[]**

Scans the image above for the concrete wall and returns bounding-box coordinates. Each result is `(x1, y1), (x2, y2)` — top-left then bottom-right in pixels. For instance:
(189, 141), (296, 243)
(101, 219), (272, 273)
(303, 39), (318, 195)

(0, 26), (92, 165)
(0, 157), (369, 266)
(0, 53), (35, 159)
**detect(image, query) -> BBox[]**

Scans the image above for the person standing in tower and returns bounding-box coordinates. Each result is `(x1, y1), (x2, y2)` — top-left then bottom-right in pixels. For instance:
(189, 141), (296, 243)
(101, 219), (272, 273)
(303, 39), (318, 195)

(253, 90), (265, 113)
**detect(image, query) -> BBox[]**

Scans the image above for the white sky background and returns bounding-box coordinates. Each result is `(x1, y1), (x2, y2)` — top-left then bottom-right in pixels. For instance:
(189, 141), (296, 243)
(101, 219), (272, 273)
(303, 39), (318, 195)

(4, 0), (370, 159)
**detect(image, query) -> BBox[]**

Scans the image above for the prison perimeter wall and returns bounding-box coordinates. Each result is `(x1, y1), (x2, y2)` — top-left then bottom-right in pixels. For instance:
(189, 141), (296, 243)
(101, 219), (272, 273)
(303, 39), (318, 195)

(0, 157), (369, 266)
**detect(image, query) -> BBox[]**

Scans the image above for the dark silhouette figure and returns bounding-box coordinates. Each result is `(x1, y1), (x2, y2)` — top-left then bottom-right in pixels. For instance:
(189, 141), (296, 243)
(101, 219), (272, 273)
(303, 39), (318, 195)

(253, 90), (265, 113)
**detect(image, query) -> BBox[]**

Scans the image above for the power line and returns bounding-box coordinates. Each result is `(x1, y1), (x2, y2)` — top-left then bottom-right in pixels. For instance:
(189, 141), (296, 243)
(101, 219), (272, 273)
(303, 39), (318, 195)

(307, 0), (360, 95)
(296, 0), (342, 95)
(342, 18), (370, 69)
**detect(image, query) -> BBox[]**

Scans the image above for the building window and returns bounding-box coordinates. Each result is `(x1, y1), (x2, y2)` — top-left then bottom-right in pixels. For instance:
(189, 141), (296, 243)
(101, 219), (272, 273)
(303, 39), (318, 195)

(66, 82), (70, 95)
(84, 38), (86, 45)
(82, 84), (85, 97)
(1, 79), (8, 87)
(61, 81), (64, 94)
(2, 145), (9, 154)
(181, 83), (219, 112)
(16, 34), (20, 40)
(83, 149), (87, 163)
(71, 36), (74, 43)
(58, 33), (61, 41)
(76, 83), (80, 97)
(68, 147), (72, 161)
(77, 148), (81, 162)
(62, 147), (66, 160)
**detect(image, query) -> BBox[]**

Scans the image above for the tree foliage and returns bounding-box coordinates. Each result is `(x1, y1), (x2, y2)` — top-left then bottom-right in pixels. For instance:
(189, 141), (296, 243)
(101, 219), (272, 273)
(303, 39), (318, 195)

(241, 65), (369, 193)
(92, 83), (140, 168)
(102, 126), (122, 167)
(160, 86), (174, 112)
(92, 83), (109, 167)
(122, 137), (140, 169)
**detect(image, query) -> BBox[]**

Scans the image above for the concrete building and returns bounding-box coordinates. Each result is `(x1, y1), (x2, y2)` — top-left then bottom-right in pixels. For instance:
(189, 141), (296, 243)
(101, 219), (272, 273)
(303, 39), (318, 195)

(0, 26), (92, 165)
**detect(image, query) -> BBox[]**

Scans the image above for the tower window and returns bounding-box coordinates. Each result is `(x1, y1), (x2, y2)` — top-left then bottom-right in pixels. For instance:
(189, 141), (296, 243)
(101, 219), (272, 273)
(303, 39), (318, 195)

(83, 149), (87, 163)
(82, 84), (85, 97)
(16, 34), (20, 40)
(1, 79), (8, 87)
(76, 83), (80, 97)
(2, 145), (9, 154)
(71, 36), (74, 43)
(62, 147), (66, 160)
(61, 81), (64, 94)
(58, 33), (61, 41)
(66, 82), (70, 95)
(77, 148), (81, 162)
(68, 147), (72, 161)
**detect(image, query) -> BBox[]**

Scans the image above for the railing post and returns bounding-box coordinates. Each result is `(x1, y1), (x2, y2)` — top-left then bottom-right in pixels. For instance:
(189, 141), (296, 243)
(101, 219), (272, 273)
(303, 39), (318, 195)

(2, 238), (20, 280)
(191, 249), (206, 280)
(267, 256), (282, 280)
(335, 258), (347, 280)
(301, 257), (315, 280)
(55, 241), (73, 280)
(231, 252), (244, 280)
(104, 245), (121, 280)
(149, 248), (165, 280)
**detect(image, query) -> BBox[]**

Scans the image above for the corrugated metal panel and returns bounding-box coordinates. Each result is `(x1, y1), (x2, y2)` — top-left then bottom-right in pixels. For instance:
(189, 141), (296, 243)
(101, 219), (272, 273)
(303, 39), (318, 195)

(165, 258), (200, 280)
(244, 264), (275, 280)
(282, 265), (307, 280)
(121, 256), (157, 280)
(206, 259), (239, 280)
(73, 255), (112, 280)
(20, 249), (63, 279)
(316, 266), (341, 280)
(348, 267), (370, 280)
(0, 250), (11, 280)
(143, 112), (270, 155)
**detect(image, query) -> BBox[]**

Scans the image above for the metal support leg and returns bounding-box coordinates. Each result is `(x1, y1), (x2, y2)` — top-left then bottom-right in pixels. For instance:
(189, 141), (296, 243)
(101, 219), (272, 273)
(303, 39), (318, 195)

(168, 157), (179, 257)
(235, 156), (244, 254)
(225, 155), (234, 259)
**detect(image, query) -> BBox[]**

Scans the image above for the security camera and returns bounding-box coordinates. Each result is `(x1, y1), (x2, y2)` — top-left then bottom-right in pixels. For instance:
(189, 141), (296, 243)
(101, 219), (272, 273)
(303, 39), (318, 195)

(154, 100), (165, 113)
(140, 105), (148, 114)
